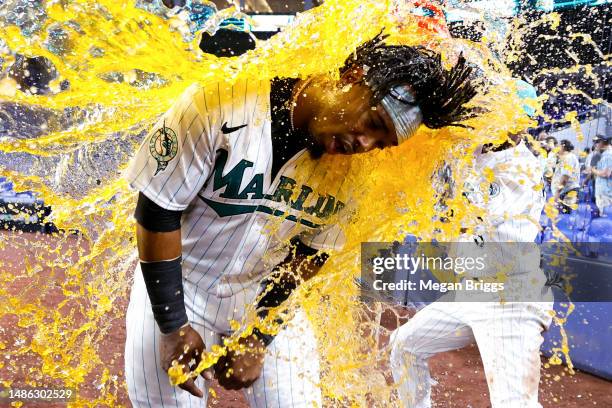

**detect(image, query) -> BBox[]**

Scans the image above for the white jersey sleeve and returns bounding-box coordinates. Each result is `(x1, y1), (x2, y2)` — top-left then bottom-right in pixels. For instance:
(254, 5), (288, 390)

(298, 222), (346, 252)
(125, 84), (223, 211)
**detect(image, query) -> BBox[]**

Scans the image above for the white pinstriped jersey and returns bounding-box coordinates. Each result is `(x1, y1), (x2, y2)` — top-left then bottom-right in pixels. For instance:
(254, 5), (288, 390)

(457, 141), (548, 296)
(461, 141), (545, 243)
(125, 79), (348, 309)
(390, 142), (553, 408)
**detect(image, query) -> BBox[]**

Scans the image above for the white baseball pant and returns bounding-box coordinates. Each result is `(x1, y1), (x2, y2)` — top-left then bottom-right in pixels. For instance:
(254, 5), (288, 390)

(390, 299), (553, 408)
(124, 267), (322, 408)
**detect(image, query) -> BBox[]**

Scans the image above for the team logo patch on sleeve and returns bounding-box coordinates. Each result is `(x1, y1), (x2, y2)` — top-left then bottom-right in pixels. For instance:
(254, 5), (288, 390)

(149, 122), (178, 175)
(489, 182), (500, 198)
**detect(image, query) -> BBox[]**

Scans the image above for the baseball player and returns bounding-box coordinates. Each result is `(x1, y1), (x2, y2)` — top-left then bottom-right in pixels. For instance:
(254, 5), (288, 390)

(590, 137), (612, 213)
(124, 35), (477, 407)
(389, 93), (554, 407)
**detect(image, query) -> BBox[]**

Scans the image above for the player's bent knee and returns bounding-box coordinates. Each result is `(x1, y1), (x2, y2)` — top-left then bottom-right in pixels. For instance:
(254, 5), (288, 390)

(390, 325), (421, 357)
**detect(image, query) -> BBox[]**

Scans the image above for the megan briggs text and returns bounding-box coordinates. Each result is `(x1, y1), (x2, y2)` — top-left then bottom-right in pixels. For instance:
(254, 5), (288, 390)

(372, 279), (505, 293)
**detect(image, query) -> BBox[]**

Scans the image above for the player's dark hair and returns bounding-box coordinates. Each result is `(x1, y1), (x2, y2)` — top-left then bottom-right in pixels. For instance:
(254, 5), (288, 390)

(560, 139), (574, 152)
(340, 34), (478, 129)
(545, 136), (558, 145)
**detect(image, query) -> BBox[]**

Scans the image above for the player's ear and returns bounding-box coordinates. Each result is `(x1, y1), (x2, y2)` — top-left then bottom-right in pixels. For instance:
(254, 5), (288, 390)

(162, 0), (186, 8)
(339, 65), (365, 86)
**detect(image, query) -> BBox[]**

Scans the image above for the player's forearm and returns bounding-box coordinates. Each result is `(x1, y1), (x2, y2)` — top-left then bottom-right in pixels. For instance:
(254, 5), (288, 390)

(136, 224), (182, 261)
(251, 260), (322, 347)
(592, 168), (612, 178)
(134, 192), (187, 334)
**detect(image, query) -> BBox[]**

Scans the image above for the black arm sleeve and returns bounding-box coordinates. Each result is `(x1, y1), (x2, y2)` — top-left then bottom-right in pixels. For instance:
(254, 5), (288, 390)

(256, 237), (328, 316)
(252, 238), (328, 346)
(134, 192), (183, 232)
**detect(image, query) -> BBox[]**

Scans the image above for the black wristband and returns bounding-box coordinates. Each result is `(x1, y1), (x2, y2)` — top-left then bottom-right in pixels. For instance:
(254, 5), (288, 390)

(140, 257), (189, 334)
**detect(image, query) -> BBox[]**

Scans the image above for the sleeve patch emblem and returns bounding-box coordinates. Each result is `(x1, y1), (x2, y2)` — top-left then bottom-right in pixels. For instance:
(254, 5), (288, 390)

(149, 121), (179, 175)
(489, 182), (500, 198)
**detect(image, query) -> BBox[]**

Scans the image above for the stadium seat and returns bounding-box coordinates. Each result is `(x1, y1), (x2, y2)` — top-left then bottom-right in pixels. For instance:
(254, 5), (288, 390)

(545, 189), (554, 201)
(542, 300), (612, 380)
(540, 228), (554, 242)
(9, 192), (38, 205)
(0, 180), (14, 193)
(587, 218), (612, 243)
(572, 203), (593, 241)
(552, 213), (579, 241)
(541, 256), (612, 380)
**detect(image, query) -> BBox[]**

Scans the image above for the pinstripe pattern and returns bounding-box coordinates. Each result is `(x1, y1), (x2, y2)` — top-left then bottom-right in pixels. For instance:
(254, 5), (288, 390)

(130, 99), (196, 187)
(125, 267), (322, 407)
(127, 84), (219, 211)
(390, 142), (553, 408)
(126, 265), (210, 408)
(155, 111), (205, 201)
(244, 309), (321, 408)
(124, 78), (348, 407)
(391, 299), (551, 408)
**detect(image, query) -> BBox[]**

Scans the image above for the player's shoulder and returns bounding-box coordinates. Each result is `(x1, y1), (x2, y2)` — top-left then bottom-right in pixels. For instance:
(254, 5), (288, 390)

(516, 142), (544, 174)
(170, 82), (208, 116)
(569, 152), (580, 164)
(170, 78), (273, 133)
(485, 141), (536, 166)
(202, 77), (273, 111)
(511, 141), (540, 165)
(178, 81), (224, 107)
(484, 141), (541, 181)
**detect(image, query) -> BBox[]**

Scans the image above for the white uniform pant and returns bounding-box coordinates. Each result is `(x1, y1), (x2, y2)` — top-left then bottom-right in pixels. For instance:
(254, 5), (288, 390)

(390, 300), (553, 408)
(125, 269), (321, 408)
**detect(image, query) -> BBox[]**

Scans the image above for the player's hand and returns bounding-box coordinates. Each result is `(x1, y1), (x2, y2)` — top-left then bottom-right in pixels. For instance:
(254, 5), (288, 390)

(214, 334), (266, 390)
(159, 324), (214, 398)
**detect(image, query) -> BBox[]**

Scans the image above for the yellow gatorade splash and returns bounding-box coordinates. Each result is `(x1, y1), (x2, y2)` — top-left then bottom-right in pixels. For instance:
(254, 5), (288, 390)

(0, 0), (604, 406)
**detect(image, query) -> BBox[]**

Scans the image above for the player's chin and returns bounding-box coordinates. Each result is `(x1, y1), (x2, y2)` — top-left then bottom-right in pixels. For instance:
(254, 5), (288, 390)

(306, 142), (326, 159)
